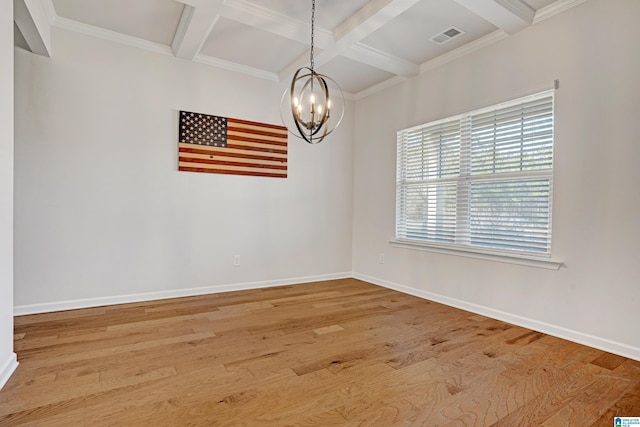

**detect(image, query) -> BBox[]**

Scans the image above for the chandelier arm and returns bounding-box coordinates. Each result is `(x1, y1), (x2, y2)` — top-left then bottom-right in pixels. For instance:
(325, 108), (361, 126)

(308, 76), (330, 137)
(291, 68), (316, 131)
(293, 113), (312, 143)
(318, 75), (330, 125)
(311, 74), (345, 140)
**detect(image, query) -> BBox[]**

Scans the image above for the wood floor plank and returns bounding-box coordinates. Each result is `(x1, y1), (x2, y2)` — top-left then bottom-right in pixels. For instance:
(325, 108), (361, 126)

(540, 374), (636, 426)
(2, 278), (639, 426)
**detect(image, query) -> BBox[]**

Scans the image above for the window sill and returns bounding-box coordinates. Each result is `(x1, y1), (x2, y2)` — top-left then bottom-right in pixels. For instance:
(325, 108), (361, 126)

(389, 239), (564, 270)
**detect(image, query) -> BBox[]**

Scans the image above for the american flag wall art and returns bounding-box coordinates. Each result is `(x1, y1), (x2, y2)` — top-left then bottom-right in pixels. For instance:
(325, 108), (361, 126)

(178, 111), (288, 178)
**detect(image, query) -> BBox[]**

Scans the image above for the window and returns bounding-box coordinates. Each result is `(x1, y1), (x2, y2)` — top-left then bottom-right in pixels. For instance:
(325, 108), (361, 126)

(396, 91), (554, 258)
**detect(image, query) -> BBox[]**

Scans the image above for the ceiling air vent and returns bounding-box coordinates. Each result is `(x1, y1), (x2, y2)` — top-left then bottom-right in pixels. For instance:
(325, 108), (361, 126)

(430, 27), (464, 44)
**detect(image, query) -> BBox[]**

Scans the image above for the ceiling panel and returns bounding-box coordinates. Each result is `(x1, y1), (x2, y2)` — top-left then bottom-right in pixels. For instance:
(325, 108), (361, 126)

(53, 0), (184, 45)
(318, 56), (396, 95)
(361, 0), (497, 65)
(200, 17), (309, 74)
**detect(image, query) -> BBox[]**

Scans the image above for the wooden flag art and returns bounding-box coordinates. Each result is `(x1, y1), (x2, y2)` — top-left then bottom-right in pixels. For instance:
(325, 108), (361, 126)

(178, 111), (288, 178)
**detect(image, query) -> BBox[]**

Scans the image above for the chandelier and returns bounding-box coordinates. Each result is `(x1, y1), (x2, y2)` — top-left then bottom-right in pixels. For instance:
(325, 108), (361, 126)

(281, 0), (344, 144)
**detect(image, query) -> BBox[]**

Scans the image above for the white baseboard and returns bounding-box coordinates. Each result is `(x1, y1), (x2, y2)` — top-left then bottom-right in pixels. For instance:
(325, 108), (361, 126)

(0, 352), (18, 391)
(353, 272), (640, 362)
(13, 272), (352, 316)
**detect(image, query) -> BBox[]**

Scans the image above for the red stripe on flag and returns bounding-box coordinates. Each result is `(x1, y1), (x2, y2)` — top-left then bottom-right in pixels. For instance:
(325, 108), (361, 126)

(228, 118), (288, 132)
(226, 135), (288, 149)
(179, 156), (287, 171)
(225, 143), (287, 155)
(178, 166), (287, 178)
(227, 126), (289, 140)
(179, 146), (286, 162)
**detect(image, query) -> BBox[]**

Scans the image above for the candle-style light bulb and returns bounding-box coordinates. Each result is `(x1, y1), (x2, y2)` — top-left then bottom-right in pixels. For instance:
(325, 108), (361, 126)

(292, 97), (299, 120)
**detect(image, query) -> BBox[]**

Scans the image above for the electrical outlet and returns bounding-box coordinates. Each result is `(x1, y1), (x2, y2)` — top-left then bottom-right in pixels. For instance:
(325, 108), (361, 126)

(233, 255), (241, 267)
(379, 253), (385, 264)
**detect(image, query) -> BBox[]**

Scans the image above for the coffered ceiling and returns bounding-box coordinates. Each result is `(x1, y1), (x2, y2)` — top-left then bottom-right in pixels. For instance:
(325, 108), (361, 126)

(14, 0), (586, 98)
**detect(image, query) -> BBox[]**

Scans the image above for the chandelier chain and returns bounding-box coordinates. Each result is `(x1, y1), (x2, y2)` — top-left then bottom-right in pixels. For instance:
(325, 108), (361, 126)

(310, 0), (315, 70)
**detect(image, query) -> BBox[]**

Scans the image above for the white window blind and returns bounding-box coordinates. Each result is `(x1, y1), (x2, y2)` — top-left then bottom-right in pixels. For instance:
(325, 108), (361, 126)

(396, 91), (554, 256)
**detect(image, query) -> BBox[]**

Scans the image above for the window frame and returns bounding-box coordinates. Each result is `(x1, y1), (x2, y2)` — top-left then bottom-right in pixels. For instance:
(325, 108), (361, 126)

(393, 90), (563, 270)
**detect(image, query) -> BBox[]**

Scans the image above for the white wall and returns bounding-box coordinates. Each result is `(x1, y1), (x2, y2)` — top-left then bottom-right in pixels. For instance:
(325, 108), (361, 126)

(352, 0), (640, 358)
(14, 28), (354, 312)
(1, 0), (18, 389)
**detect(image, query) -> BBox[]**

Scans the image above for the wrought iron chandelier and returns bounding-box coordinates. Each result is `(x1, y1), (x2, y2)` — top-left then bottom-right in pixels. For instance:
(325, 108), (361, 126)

(281, 0), (344, 144)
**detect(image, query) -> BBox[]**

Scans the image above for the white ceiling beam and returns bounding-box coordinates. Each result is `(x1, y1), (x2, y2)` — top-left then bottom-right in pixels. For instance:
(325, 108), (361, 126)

(222, 0), (422, 82)
(453, 0), (535, 35)
(221, 0), (333, 48)
(314, 0), (421, 70)
(172, 0), (223, 60)
(278, 0), (421, 81)
(13, 0), (53, 57)
(345, 43), (418, 77)
(332, 0), (421, 47)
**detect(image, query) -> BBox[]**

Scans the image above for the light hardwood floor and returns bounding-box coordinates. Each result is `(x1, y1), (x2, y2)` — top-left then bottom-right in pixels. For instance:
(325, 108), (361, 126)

(1, 279), (639, 426)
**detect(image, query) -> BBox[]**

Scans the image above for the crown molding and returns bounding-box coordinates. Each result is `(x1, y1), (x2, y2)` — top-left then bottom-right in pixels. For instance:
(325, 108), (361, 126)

(348, 43), (419, 78)
(420, 30), (509, 74)
(193, 54), (279, 82)
(52, 17), (174, 56)
(355, 30), (508, 100)
(354, 75), (408, 101)
(534, 0), (590, 24)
